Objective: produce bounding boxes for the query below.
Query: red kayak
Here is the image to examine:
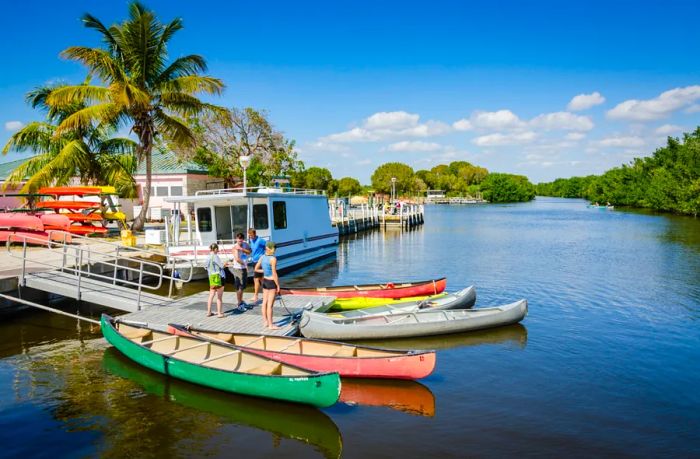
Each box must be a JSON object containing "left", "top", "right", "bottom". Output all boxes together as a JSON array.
[
  {"left": 39, "top": 213, "right": 71, "bottom": 229},
  {"left": 62, "top": 213, "right": 104, "bottom": 222},
  {"left": 167, "top": 324, "right": 436, "bottom": 380},
  {"left": 65, "top": 225, "right": 108, "bottom": 235},
  {"left": 280, "top": 277, "right": 447, "bottom": 299},
  {"left": 0, "top": 212, "right": 44, "bottom": 231},
  {"left": 0, "top": 229, "right": 72, "bottom": 244},
  {"left": 38, "top": 186, "right": 103, "bottom": 196},
  {"left": 39, "top": 201, "right": 101, "bottom": 210}
]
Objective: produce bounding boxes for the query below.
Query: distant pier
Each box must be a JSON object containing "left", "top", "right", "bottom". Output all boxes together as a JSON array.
[{"left": 329, "top": 202, "right": 425, "bottom": 235}]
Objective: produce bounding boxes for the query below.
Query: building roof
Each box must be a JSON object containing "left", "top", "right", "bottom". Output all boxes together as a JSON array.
[
  {"left": 0, "top": 151, "right": 210, "bottom": 181},
  {"left": 0, "top": 157, "right": 30, "bottom": 181},
  {"left": 135, "top": 152, "right": 209, "bottom": 175}
]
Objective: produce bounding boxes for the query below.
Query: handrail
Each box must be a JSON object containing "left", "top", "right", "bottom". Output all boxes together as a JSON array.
[
  {"left": 194, "top": 186, "right": 326, "bottom": 196},
  {"left": 6, "top": 231, "right": 194, "bottom": 310}
]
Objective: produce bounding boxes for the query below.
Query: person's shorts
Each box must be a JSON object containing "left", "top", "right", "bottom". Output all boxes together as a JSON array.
[
  {"left": 262, "top": 278, "right": 276, "bottom": 290},
  {"left": 230, "top": 268, "right": 247, "bottom": 291},
  {"left": 253, "top": 270, "right": 264, "bottom": 279}
]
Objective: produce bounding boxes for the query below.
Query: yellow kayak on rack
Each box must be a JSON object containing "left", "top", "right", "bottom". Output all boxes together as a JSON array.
[{"left": 329, "top": 293, "right": 448, "bottom": 311}]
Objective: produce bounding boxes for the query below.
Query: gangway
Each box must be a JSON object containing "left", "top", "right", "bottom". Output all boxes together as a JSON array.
[{"left": 6, "top": 232, "right": 195, "bottom": 312}]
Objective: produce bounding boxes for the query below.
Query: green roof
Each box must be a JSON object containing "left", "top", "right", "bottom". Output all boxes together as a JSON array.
[
  {"left": 135, "top": 151, "right": 209, "bottom": 175},
  {"left": 0, "top": 152, "right": 210, "bottom": 181},
  {"left": 0, "top": 157, "right": 31, "bottom": 181}
]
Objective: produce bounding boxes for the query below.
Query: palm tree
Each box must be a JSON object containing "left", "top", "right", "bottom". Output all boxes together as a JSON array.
[
  {"left": 2, "top": 83, "right": 138, "bottom": 196},
  {"left": 45, "top": 2, "right": 225, "bottom": 230}
]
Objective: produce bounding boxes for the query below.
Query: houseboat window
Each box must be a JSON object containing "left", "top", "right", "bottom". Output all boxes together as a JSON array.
[
  {"left": 197, "top": 208, "right": 212, "bottom": 232},
  {"left": 273, "top": 201, "right": 287, "bottom": 229},
  {"left": 170, "top": 186, "right": 183, "bottom": 196},
  {"left": 215, "top": 206, "right": 232, "bottom": 241},
  {"left": 253, "top": 204, "right": 269, "bottom": 230},
  {"left": 231, "top": 205, "right": 247, "bottom": 236},
  {"left": 156, "top": 186, "right": 169, "bottom": 197}
]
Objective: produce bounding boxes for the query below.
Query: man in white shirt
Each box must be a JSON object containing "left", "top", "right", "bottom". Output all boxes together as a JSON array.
[{"left": 230, "top": 232, "right": 251, "bottom": 311}]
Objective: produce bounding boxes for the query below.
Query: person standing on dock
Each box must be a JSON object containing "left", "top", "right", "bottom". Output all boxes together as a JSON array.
[
  {"left": 230, "top": 232, "right": 251, "bottom": 312},
  {"left": 255, "top": 241, "right": 280, "bottom": 330},
  {"left": 206, "top": 243, "right": 226, "bottom": 318},
  {"left": 248, "top": 228, "right": 266, "bottom": 304}
]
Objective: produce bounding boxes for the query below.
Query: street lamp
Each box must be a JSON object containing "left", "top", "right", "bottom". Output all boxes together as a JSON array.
[
  {"left": 239, "top": 154, "right": 251, "bottom": 193},
  {"left": 391, "top": 177, "right": 397, "bottom": 205}
]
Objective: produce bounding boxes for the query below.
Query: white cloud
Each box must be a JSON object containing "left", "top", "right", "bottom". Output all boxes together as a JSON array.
[
  {"left": 607, "top": 85, "right": 700, "bottom": 121},
  {"left": 357, "top": 159, "right": 372, "bottom": 165},
  {"left": 594, "top": 135, "right": 645, "bottom": 148},
  {"left": 685, "top": 104, "right": 700, "bottom": 114},
  {"left": 471, "top": 110, "right": 525, "bottom": 130},
  {"left": 4, "top": 121, "right": 24, "bottom": 131},
  {"left": 567, "top": 92, "right": 606, "bottom": 111},
  {"left": 364, "top": 111, "right": 419, "bottom": 130},
  {"left": 319, "top": 111, "right": 450, "bottom": 143},
  {"left": 565, "top": 132, "right": 586, "bottom": 141},
  {"left": 655, "top": 124, "right": 684, "bottom": 135},
  {"left": 384, "top": 141, "right": 444, "bottom": 152},
  {"left": 307, "top": 141, "right": 349, "bottom": 152},
  {"left": 452, "top": 118, "right": 473, "bottom": 131},
  {"left": 529, "top": 111, "right": 594, "bottom": 131},
  {"left": 472, "top": 131, "right": 536, "bottom": 146}
]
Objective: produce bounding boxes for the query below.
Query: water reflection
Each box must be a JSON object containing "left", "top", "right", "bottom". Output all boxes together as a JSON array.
[
  {"left": 351, "top": 324, "right": 528, "bottom": 351},
  {"left": 339, "top": 378, "right": 435, "bottom": 417},
  {"left": 102, "top": 348, "right": 343, "bottom": 459}
]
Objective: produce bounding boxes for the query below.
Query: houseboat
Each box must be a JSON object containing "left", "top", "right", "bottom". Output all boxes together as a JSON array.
[{"left": 164, "top": 187, "right": 339, "bottom": 278}]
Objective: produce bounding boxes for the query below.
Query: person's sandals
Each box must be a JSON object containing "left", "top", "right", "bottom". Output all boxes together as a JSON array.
[
  {"left": 217, "top": 314, "right": 225, "bottom": 318},
  {"left": 206, "top": 312, "right": 214, "bottom": 317}
]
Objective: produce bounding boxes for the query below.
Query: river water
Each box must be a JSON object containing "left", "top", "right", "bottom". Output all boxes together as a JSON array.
[{"left": 1, "top": 198, "right": 699, "bottom": 458}]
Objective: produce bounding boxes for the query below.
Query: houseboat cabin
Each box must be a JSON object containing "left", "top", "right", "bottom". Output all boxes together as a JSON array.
[{"left": 164, "top": 187, "right": 338, "bottom": 275}]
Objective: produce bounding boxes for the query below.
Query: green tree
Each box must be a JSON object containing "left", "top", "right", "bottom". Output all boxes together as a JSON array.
[
  {"left": 371, "top": 162, "right": 415, "bottom": 194},
  {"left": 337, "top": 177, "right": 362, "bottom": 196},
  {"left": 2, "top": 84, "right": 138, "bottom": 197},
  {"left": 44, "top": 2, "right": 225, "bottom": 230},
  {"left": 299, "top": 167, "right": 334, "bottom": 192},
  {"left": 480, "top": 173, "right": 535, "bottom": 202},
  {"left": 189, "top": 107, "right": 302, "bottom": 188}
]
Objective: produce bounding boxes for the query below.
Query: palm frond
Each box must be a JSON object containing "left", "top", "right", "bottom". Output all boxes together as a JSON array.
[
  {"left": 21, "top": 140, "right": 91, "bottom": 192},
  {"left": 82, "top": 13, "right": 119, "bottom": 52},
  {"left": 2, "top": 122, "right": 57, "bottom": 154},
  {"left": 158, "top": 75, "right": 224, "bottom": 95},
  {"left": 46, "top": 84, "right": 111, "bottom": 107},
  {"left": 60, "top": 47, "right": 124, "bottom": 83},
  {"left": 154, "top": 111, "right": 196, "bottom": 149},
  {"left": 55, "top": 103, "right": 120, "bottom": 135},
  {"left": 156, "top": 55, "right": 206, "bottom": 83}
]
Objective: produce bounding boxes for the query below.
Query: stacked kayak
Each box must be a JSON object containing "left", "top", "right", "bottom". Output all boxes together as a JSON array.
[
  {"left": 281, "top": 277, "right": 446, "bottom": 299},
  {"left": 0, "top": 212, "right": 71, "bottom": 244},
  {"left": 37, "top": 186, "right": 124, "bottom": 235},
  {"left": 299, "top": 300, "right": 528, "bottom": 340},
  {"left": 167, "top": 324, "right": 436, "bottom": 380},
  {"left": 101, "top": 314, "right": 341, "bottom": 407}
]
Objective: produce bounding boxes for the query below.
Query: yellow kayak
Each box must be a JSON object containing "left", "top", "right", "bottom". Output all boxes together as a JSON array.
[{"left": 329, "top": 293, "right": 447, "bottom": 311}]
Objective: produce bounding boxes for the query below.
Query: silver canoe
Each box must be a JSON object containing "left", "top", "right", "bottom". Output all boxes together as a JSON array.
[
  {"left": 300, "top": 299, "right": 527, "bottom": 340},
  {"left": 326, "top": 286, "right": 476, "bottom": 319}
]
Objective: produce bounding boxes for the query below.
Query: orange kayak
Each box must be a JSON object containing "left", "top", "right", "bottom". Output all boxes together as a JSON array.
[
  {"left": 63, "top": 213, "right": 104, "bottom": 222},
  {"left": 38, "top": 186, "right": 116, "bottom": 196},
  {"left": 39, "top": 201, "right": 101, "bottom": 210},
  {"left": 66, "top": 225, "right": 108, "bottom": 235}
]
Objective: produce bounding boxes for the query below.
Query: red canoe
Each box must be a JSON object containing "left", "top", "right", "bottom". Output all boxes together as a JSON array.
[
  {"left": 39, "top": 213, "right": 71, "bottom": 229},
  {"left": 280, "top": 277, "right": 447, "bottom": 299},
  {"left": 0, "top": 229, "right": 72, "bottom": 244},
  {"left": 0, "top": 212, "right": 44, "bottom": 231},
  {"left": 167, "top": 324, "right": 436, "bottom": 380}
]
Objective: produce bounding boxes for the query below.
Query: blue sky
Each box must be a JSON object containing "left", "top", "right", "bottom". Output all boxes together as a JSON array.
[{"left": 2, "top": 0, "right": 700, "bottom": 183}]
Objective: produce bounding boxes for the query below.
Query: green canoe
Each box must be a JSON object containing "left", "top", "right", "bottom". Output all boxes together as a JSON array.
[{"left": 101, "top": 314, "right": 341, "bottom": 408}]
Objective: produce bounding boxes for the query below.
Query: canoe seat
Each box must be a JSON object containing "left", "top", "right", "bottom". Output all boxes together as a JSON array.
[
  {"left": 121, "top": 328, "right": 151, "bottom": 340},
  {"left": 333, "top": 345, "right": 357, "bottom": 357},
  {"left": 247, "top": 361, "right": 283, "bottom": 375},
  {"left": 216, "top": 333, "right": 234, "bottom": 342}
]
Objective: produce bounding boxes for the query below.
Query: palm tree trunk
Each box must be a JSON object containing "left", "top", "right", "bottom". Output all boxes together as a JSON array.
[{"left": 132, "top": 150, "right": 151, "bottom": 231}]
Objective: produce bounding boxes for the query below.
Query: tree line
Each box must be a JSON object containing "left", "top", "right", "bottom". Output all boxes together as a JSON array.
[{"left": 536, "top": 128, "right": 700, "bottom": 216}]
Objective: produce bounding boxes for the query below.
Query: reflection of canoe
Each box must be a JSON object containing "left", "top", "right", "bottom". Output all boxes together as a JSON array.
[
  {"left": 101, "top": 315, "right": 341, "bottom": 407},
  {"left": 331, "top": 293, "right": 447, "bottom": 311},
  {"left": 0, "top": 212, "right": 43, "bottom": 231},
  {"left": 281, "top": 277, "right": 447, "bottom": 299},
  {"left": 102, "top": 348, "right": 343, "bottom": 459},
  {"left": 339, "top": 379, "right": 435, "bottom": 417},
  {"left": 168, "top": 324, "right": 436, "bottom": 380},
  {"left": 328, "top": 286, "right": 476, "bottom": 317},
  {"left": 38, "top": 185, "right": 117, "bottom": 196},
  {"left": 39, "top": 200, "right": 101, "bottom": 210},
  {"left": 301, "top": 300, "right": 528, "bottom": 340},
  {"left": 353, "top": 324, "right": 529, "bottom": 351}
]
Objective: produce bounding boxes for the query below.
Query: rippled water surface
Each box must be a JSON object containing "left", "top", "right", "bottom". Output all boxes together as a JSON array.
[{"left": 1, "top": 198, "right": 699, "bottom": 458}]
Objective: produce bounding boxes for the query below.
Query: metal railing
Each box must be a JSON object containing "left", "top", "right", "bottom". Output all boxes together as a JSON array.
[
  {"left": 194, "top": 186, "right": 326, "bottom": 196},
  {"left": 6, "top": 231, "right": 195, "bottom": 310}
]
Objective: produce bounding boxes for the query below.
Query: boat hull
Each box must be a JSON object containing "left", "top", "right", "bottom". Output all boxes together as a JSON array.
[
  {"left": 101, "top": 315, "right": 341, "bottom": 407},
  {"left": 282, "top": 277, "right": 447, "bottom": 299},
  {"left": 331, "top": 294, "right": 445, "bottom": 310},
  {"left": 300, "top": 300, "right": 528, "bottom": 340},
  {"left": 0, "top": 212, "right": 44, "bottom": 231},
  {"left": 167, "top": 325, "right": 436, "bottom": 380}
]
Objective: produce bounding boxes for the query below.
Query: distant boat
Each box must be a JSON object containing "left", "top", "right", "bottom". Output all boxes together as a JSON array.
[{"left": 300, "top": 300, "right": 528, "bottom": 340}]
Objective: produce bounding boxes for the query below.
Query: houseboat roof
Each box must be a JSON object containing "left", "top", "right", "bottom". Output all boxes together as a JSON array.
[{"left": 164, "top": 187, "right": 327, "bottom": 204}]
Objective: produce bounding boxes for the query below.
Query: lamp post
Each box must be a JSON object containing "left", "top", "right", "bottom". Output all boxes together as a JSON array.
[
  {"left": 239, "top": 154, "right": 251, "bottom": 193},
  {"left": 391, "top": 177, "right": 397, "bottom": 205}
]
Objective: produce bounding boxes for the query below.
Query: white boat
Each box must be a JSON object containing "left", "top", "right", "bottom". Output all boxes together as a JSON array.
[{"left": 164, "top": 187, "right": 338, "bottom": 278}]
